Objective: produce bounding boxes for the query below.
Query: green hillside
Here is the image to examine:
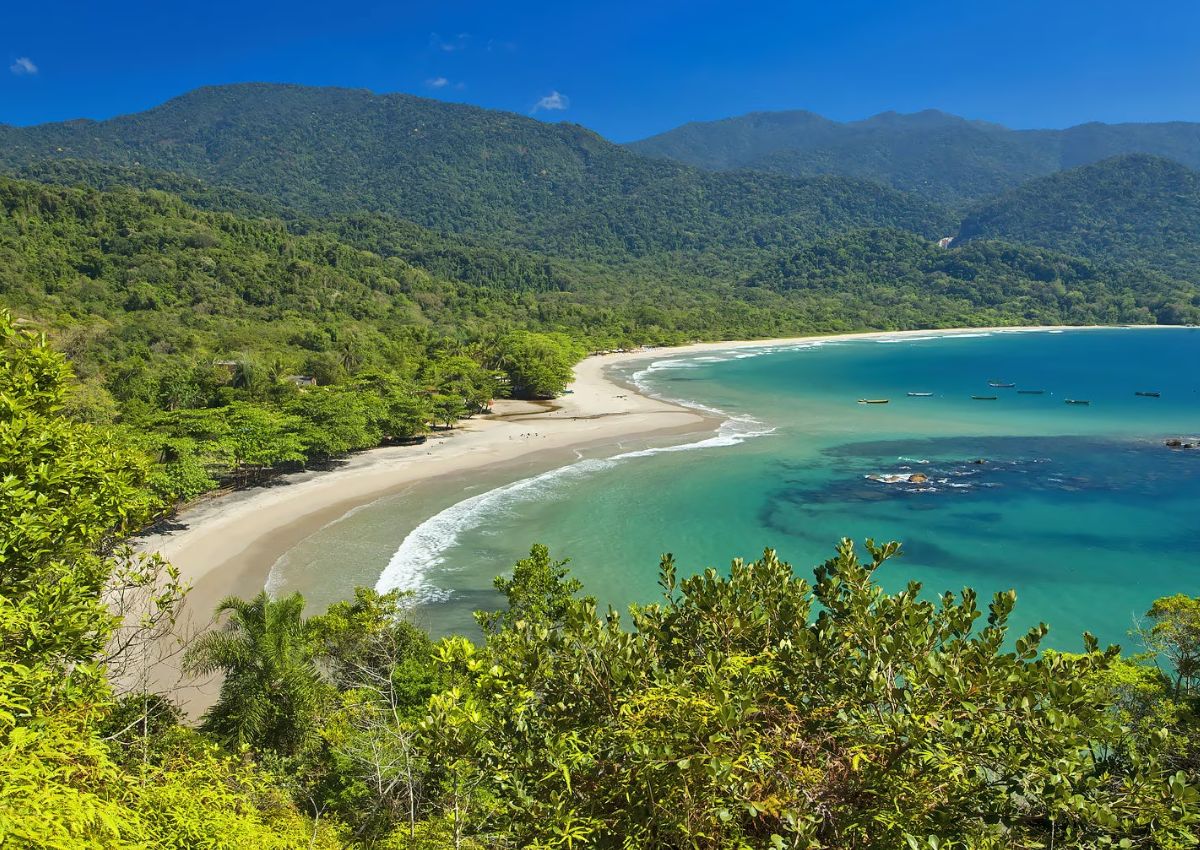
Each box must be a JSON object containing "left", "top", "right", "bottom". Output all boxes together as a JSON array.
[
  {"left": 12, "top": 157, "right": 590, "bottom": 295},
  {"left": 748, "top": 227, "right": 1199, "bottom": 326},
  {"left": 955, "top": 155, "right": 1200, "bottom": 279},
  {"left": 629, "top": 109, "right": 1200, "bottom": 206},
  {"left": 0, "top": 173, "right": 610, "bottom": 496},
  {"left": 0, "top": 84, "right": 953, "bottom": 262}
]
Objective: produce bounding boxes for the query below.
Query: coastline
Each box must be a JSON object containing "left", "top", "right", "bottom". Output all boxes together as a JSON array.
[
  {"left": 138, "top": 350, "right": 721, "bottom": 710},
  {"left": 139, "top": 323, "right": 1171, "bottom": 711}
]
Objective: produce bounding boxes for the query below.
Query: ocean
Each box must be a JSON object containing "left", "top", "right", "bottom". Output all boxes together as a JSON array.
[{"left": 269, "top": 328, "right": 1200, "bottom": 650}]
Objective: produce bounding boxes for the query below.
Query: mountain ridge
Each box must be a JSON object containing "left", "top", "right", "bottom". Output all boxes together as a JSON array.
[
  {"left": 628, "top": 109, "right": 1200, "bottom": 205},
  {"left": 0, "top": 83, "right": 953, "bottom": 264}
]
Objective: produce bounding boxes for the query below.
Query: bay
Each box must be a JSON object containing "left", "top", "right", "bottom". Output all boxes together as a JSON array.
[{"left": 272, "top": 328, "right": 1200, "bottom": 649}]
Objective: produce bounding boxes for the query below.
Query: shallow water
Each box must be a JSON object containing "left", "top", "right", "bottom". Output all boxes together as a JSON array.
[{"left": 270, "top": 328, "right": 1200, "bottom": 649}]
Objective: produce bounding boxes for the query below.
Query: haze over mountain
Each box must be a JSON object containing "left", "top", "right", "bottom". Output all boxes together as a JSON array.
[{"left": 628, "top": 109, "right": 1200, "bottom": 206}]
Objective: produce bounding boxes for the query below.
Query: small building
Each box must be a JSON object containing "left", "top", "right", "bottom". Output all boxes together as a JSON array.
[{"left": 284, "top": 375, "right": 318, "bottom": 388}]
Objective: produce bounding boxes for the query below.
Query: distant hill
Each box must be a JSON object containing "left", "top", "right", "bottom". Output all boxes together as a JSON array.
[
  {"left": 747, "top": 227, "right": 1199, "bottom": 326},
  {"left": 0, "top": 171, "right": 812, "bottom": 386},
  {"left": 628, "top": 110, "right": 1200, "bottom": 206},
  {"left": 955, "top": 155, "right": 1200, "bottom": 279},
  {"left": 10, "top": 158, "right": 590, "bottom": 296},
  {"left": 0, "top": 84, "right": 952, "bottom": 263},
  {"left": 2, "top": 85, "right": 1196, "bottom": 342},
  {"left": 7, "top": 170, "right": 1191, "bottom": 388}
]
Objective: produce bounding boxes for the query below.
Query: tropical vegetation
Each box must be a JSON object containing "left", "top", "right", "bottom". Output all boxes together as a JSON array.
[{"left": 3, "top": 316, "right": 1200, "bottom": 847}]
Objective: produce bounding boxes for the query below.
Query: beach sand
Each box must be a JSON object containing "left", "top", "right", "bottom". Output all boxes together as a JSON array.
[
  {"left": 137, "top": 350, "right": 721, "bottom": 711},
  {"left": 138, "top": 324, "right": 1159, "bottom": 712}
]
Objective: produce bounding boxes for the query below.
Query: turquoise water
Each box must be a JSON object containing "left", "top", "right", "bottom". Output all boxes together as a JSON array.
[{"left": 276, "top": 328, "right": 1200, "bottom": 650}]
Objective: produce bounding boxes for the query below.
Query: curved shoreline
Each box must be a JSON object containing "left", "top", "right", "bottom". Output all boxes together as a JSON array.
[
  {"left": 138, "top": 351, "right": 722, "bottom": 712},
  {"left": 139, "top": 324, "right": 1174, "bottom": 711},
  {"left": 141, "top": 324, "right": 1175, "bottom": 621}
]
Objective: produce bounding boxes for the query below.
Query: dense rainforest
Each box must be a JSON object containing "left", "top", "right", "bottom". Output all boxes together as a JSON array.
[
  {"left": 954, "top": 154, "right": 1200, "bottom": 279},
  {"left": 3, "top": 82, "right": 1200, "bottom": 846}
]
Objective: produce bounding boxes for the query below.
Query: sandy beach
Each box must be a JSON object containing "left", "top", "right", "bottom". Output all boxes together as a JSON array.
[
  {"left": 138, "top": 347, "right": 722, "bottom": 709},
  {"left": 138, "top": 324, "right": 1161, "bottom": 711}
]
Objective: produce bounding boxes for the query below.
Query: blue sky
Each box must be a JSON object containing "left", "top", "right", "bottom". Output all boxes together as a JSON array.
[{"left": 3, "top": 0, "right": 1199, "bottom": 141}]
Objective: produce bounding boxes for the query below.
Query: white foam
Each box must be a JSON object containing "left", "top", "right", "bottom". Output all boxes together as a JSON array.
[
  {"left": 379, "top": 342, "right": 855, "bottom": 600},
  {"left": 874, "top": 335, "right": 940, "bottom": 344},
  {"left": 375, "top": 411, "right": 773, "bottom": 601}
]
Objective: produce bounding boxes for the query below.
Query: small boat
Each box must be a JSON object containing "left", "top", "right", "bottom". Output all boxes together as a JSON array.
[
  {"left": 1135, "top": 391, "right": 1161, "bottom": 398},
  {"left": 1064, "top": 399, "right": 1091, "bottom": 405},
  {"left": 907, "top": 392, "right": 934, "bottom": 397},
  {"left": 857, "top": 399, "right": 890, "bottom": 404},
  {"left": 987, "top": 381, "right": 1016, "bottom": 388},
  {"left": 971, "top": 395, "right": 999, "bottom": 401},
  {"left": 1017, "top": 389, "right": 1046, "bottom": 395}
]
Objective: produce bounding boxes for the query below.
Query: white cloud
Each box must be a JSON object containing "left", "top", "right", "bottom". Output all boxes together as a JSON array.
[
  {"left": 10, "top": 57, "right": 37, "bottom": 76},
  {"left": 532, "top": 90, "right": 569, "bottom": 113},
  {"left": 426, "top": 77, "right": 449, "bottom": 89},
  {"left": 430, "top": 32, "right": 469, "bottom": 52}
]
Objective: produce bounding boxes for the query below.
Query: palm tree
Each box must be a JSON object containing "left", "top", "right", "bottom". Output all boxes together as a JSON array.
[{"left": 184, "top": 591, "right": 326, "bottom": 754}]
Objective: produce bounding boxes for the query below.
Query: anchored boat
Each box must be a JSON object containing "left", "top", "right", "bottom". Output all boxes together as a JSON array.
[
  {"left": 1135, "top": 391, "right": 1161, "bottom": 398},
  {"left": 987, "top": 381, "right": 1015, "bottom": 388},
  {"left": 1017, "top": 389, "right": 1046, "bottom": 394},
  {"left": 857, "top": 399, "right": 890, "bottom": 404},
  {"left": 1064, "top": 399, "right": 1091, "bottom": 405},
  {"left": 971, "top": 395, "right": 999, "bottom": 400},
  {"left": 906, "top": 392, "right": 933, "bottom": 397}
]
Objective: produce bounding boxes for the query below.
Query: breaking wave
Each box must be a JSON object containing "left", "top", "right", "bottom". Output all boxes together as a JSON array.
[{"left": 375, "top": 353, "right": 780, "bottom": 601}]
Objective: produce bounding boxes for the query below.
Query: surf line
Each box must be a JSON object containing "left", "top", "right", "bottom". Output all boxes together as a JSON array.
[{"left": 376, "top": 356, "right": 774, "bottom": 601}]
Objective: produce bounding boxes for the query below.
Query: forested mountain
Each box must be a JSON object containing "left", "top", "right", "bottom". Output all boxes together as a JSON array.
[
  {"left": 748, "top": 227, "right": 1199, "bottom": 326},
  {"left": 955, "top": 155, "right": 1200, "bottom": 279},
  {"left": 0, "top": 173, "right": 608, "bottom": 496},
  {"left": 11, "top": 157, "right": 592, "bottom": 295},
  {"left": 0, "top": 83, "right": 952, "bottom": 261},
  {"left": 628, "top": 109, "right": 1200, "bottom": 206}
]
